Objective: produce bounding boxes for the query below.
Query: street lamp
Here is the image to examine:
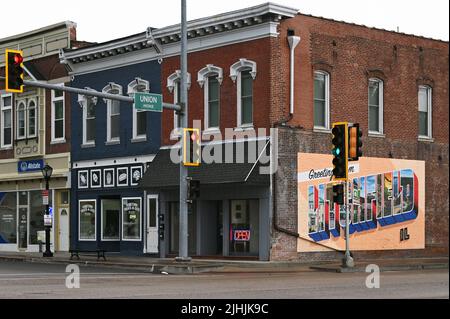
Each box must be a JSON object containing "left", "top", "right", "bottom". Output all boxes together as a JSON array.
[{"left": 42, "top": 164, "right": 53, "bottom": 258}]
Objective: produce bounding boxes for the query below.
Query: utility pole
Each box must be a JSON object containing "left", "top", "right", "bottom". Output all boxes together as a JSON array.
[{"left": 176, "top": 0, "right": 191, "bottom": 262}]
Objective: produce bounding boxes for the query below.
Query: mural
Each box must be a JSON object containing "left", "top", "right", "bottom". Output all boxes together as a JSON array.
[{"left": 298, "top": 154, "right": 425, "bottom": 252}]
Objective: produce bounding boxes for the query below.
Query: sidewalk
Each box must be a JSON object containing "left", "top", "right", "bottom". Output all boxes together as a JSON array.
[{"left": 0, "top": 251, "right": 448, "bottom": 274}]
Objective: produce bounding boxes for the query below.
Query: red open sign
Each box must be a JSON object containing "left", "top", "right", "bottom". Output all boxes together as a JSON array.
[{"left": 234, "top": 230, "right": 251, "bottom": 242}]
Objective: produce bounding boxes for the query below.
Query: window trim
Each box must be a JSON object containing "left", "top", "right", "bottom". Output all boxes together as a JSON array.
[
  {"left": 418, "top": 85, "right": 433, "bottom": 140},
  {"left": 198, "top": 65, "right": 223, "bottom": 131},
  {"left": 16, "top": 99, "right": 27, "bottom": 140},
  {"left": 103, "top": 82, "right": 123, "bottom": 144},
  {"left": 168, "top": 70, "right": 191, "bottom": 139},
  {"left": 78, "top": 89, "right": 98, "bottom": 147},
  {"left": 313, "top": 71, "right": 330, "bottom": 130},
  {"left": 27, "top": 98, "right": 38, "bottom": 139},
  {"left": 237, "top": 69, "right": 254, "bottom": 128},
  {"left": 368, "top": 78, "right": 384, "bottom": 135},
  {"left": 51, "top": 87, "right": 65, "bottom": 143},
  {"left": 0, "top": 93, "right": 13, "bottom": 149},
  {"left": 78, "top": 199, "right": 97, "bottom": 242},
  {"left": 128, "top": 78, "right": 150, "bottom": 141},
  {"left": 122, "top": 197, "right": 142, "bottom": 242}
]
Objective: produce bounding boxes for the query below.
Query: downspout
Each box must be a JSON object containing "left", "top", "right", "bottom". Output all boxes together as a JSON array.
[{"left": 287, "top": 32, "right": 301, "bottom": 115}]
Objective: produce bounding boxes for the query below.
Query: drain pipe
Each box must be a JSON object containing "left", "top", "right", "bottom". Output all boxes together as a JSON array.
[{"left": 287, "top": 31, "right": 301, "bottom": 115}]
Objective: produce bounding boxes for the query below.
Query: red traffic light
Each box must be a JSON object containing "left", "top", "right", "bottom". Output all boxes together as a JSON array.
[{"left": 14, "top": 54, "right": 23, "bottom": 65}]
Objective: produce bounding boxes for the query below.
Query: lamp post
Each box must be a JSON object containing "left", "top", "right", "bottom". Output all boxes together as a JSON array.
[{"left": 42, "top": 164, "right": 53, "bottom": 258}]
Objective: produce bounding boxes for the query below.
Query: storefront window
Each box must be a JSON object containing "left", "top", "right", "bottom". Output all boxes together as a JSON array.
[
  {"left": 122, "top": 198, "right": 141, "bottom": 241},
  {"left": 79, "top": 200, "right": 96, "bottom": 240},
  {"left": 102, "top": 199, "right": 120, "bottom": 240},
  {"left": 30, "top": 191, "right": 51, "bottom": 245},
  {"left": 229, "top": 200, "right": 259, "bottom": 256},
  {"left": 0, "top": 192, "right": 17, "bottom": 244}
]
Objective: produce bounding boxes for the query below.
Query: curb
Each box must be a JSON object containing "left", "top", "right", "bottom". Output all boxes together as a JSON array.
[{"left": 310, "top": 263, "right": 449, "bottom": 273}]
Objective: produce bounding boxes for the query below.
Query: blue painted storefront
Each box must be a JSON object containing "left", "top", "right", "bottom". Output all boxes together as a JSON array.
[{"left": 70, "top": 61, "right": 161, "bottom": 255}]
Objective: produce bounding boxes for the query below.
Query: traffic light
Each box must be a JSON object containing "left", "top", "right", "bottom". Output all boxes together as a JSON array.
[
  {"left": 187, "top": 179, "right": 200, "bottom": 201},
  {"left": 5, "top": 50, "right": 24, "bottom": 93},
  {"left": 183, "top": 128, "right": 201, "bottom": 167},
  {"left": 348, "top": 124, "right": 363, "bottom": 161},
  {"left": 333, "top": 184, "right": 345, "bottom": 205},
  {"left": 332, "top": 122, "right": 349, "bottom": 181}
]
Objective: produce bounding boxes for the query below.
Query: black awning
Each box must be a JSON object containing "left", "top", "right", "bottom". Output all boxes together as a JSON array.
[{"left": 139, "top": 141, "right": 271, "bottom": 188}]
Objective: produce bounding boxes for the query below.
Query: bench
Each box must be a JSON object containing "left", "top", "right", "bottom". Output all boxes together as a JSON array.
[{"left": 70, "top": 250, "right": 107, "bottom": 261}]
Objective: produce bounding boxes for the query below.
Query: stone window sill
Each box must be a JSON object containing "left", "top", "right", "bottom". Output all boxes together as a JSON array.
[
  {"left": 368, "top": 132, "right": 386, "bottom": 139},
  {"left": 418, "top": 136, "right": 435, "bottom": 143}
]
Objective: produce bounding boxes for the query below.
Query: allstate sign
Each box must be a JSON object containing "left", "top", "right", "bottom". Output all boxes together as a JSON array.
[{"left": 18, "top": 159, "right": 44, "bottom": 173}]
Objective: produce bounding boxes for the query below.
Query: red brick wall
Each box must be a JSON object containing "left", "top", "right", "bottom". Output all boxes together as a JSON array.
[{"left": 161, "top": 38, "right": 272, "bottom": 146}]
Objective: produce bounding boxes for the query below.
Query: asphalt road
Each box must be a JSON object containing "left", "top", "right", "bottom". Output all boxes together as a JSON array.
[{"left": 0, "top": 261, "right": 448, "bottom": 299}]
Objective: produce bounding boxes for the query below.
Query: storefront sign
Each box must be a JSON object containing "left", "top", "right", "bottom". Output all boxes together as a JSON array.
[
  {"left": 18, "top": 159, "right": 44, "bottom": 173},
  {"left": 234, "top": 230, "right": 251, "bottom": 242}
]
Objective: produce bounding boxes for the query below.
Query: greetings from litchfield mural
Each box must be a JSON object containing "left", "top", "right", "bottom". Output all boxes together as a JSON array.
[{"left": 297, "top": 153, "right": 425, "bottom": 252}]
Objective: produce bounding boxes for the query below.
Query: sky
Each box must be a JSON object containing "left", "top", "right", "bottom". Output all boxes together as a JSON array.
[{"left": 0, "top": 0, "right": 448, "bottom": 43}]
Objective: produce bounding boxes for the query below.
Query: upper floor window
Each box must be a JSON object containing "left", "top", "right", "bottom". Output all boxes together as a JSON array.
[
  {"left": 167, "top": 70, "right": 191, "bottom": 138},
  {"left": 103, "top": 83, "right": 123, "bottom": 143},
  {"left": 0, "top": 94, "right": 13, "bottom": 148},
  {"left": 128, "top": 78, "right": 150, "bottom": 141},
  {"left": 16, "top": 100, "right": 26, "bottom": 139},
  {"left": 368, "top": 78, "right": 384, "bottom": 134},
  {"left": 313, "top": 71, "right": 330, "bottom": 130},
  {"left": 27, "top": 99, "right": 37, "bottom": 138},
  {"left": 78, "top": 89, "right": 98, "bottom": 146},
  {"left": 230, "top": 59, "right": 257, "bottom": 128},
  {"left": 418, "top": 86, "right": 433, "bottom": 139},
  {"left": 51, "top": 88, "right": 65, "bottom": 142},
  {"left": 198, "top": 65, "right": 223, "bottom": 131}
]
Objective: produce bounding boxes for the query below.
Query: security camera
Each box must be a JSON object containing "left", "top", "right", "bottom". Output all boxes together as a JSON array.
[{"left": 158, "top": 58, "right": 163, "bottom": 65}]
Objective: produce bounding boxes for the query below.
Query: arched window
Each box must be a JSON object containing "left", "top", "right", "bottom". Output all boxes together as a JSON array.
[
  {"left": 198, "top": 65, "right": 223, "bottom": 130},
  {"left": 128, "top": 78, "right": 150, "bottom": 141},
  {"left": 230, "top": 59, "right": 257, "bottom": 127},
  {"left": 103, "top": 82, "right": 123, "bottom": 143},
  {"left": 167, "top": 70, "right": 191, "bottom": 138},
  {"left": 16, "top": 100, "right": 26, "bottom": 139},
  {"left": 78, "top": 88, "right": 98, "bottom": 146},
  {"left": 313, "top": 71, "right": 330, "bottom": 130},
  {"left": 27, "top": 99, "right": 37, "bottom": 138},
  {"left": 368, "top": 78, "right": 384, "bottom": 134}
]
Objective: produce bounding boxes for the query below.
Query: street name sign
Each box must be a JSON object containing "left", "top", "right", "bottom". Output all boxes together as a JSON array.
[{"left": 134, "top": 93, "right": 163, "bottom": 112}]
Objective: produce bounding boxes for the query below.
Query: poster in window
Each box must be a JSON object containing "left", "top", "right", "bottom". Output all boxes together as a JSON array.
[
  {"left": 79, "top": 200, "right": 96, "bottom": 240},
  {"left": 117, "top": 167, "right": 128, "bottom": 187},
  {"left": 122, "top": 198, "right": 141, "bottom": 240},
  {"left": 130, "top": 166, "right": 143, "bottom": 186},
  {"left": 78, "top": 171, "right": 89, "bottom": 189},
  {"left": 91, "top": 169, "right": 102, "bottom": 188},
  {"left": 104, "top": 168, "right": 115, "bottom": 188}
]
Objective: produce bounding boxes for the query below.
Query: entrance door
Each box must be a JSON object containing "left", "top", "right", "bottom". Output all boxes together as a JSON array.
[
  {"left": 58, "top": 208, "right": 69, "bottom": 251},
  {"left": 146, "top": 195, "right": 159, "bottom": 253}
]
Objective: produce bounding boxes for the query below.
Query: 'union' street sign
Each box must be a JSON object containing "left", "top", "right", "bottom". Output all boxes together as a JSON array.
[{"left": 134, "top": 93, "right": 163, "bottom": 112}]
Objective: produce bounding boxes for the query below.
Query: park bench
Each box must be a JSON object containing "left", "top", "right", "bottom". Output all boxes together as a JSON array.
[{"left": 69, "top": 250, "right": 107, "bottom": 261}]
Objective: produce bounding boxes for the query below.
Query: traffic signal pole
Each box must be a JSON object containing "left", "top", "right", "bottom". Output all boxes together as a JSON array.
[
  {"left": 177, "top": 0, "right": 191, "bottom": 262},
  {"left": 344, "top": 180, "right": 354, "bottom": 268}
]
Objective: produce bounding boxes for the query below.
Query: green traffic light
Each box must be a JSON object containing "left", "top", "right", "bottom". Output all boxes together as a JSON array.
[{"left": 332, "top": 148, "right": 341, "bottom": 156}]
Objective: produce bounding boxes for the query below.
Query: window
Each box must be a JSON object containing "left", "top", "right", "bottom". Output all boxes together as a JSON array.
[
  {"left": 240, "top": 70, "right": 253, "bottom": 126},
  {"left": 16, "top": 100, "right": 26, "bottom": 139},
  {"left": 368, "top": 79, "right": 384, "bottom": 134},
  {"left": 0, "top": 94, "right": 13, "bottom": 148},
  {"left": 78, "top": 90, "right": 98, "bottom": 146},
  {"left": 51, "top": 89, "right": 65, "bottom": 142},
  {"left": 314, "top": 71, "right": 330, "bottom": 129},
  {"left": 198, "top": 65, "right": 223, "bottom": 130},
  {"left": 79, "top": 200, "right": 96, "bottom": 241},
  {"left": 27, "top": 99, "right": 37, "bottom": 138},
  {"left": 419, "top": 86, "right": 433, "bottom": 139},
  {"left": 167, "top": 70, "right": 191, "bottom": 138},
  {"left": 101, "top": 199, "right": 120, "bottom": 241},
  {"left": 103, "top": 83, "right": 122, "bottom": 143},
  {"left": 230, "top": 59, "right": 257, "bottom": 128},
  {"left": 128, "top": 78, "right": 149, "bottom": 141},
  {"left": 122, "top": 198, "right": 142, "bottom": 241}
]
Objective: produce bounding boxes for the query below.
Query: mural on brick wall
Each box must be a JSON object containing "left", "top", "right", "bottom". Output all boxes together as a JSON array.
[{"left": 297, "top": 153, "right": 425, "bottom": 252}]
